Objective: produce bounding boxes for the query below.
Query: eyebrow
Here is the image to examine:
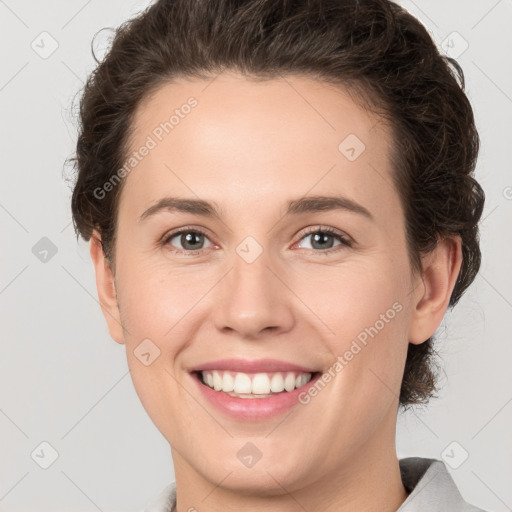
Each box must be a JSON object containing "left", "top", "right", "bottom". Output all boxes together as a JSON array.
[{"left": 138, "top": 194, "right": 373, "bottom": 222}]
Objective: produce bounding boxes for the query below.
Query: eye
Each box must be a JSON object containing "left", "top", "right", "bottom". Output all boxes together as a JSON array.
[
  {"left": 162, "top": 227, "right": 213, "bottom": 255},
  {"left": 161, "top": 225, "right": 352, "bottom": 256},
  {"left": 295, "top": 226, "right": 352, "bottom": 254}
]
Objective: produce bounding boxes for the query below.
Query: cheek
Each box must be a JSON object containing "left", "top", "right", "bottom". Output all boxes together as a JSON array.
[
  {"left": 115, "top": 256, "right": 209, "bottom": 341},
  {"left": 114, "top": 259, "right": 216, "bottom": 418},
  {"left": 292, "top": 252, "right": 409, "bottom": 342},
  {"left": 295, "top": 254, "right": 411, "bottom": 401}
]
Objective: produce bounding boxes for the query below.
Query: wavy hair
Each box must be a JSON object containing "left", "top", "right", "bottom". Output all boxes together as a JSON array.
[{"left": 69, "top": 0, "right": 485, "bottom": 408}]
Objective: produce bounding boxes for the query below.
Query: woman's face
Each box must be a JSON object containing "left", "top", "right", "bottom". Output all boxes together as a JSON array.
[{"left": 94, "top": 72, "right": 428, "bottom": 493}]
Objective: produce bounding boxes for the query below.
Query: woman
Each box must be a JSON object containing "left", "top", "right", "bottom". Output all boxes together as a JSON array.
[{"left": 69, "top": 0, "right": 487, "bottom": 510}]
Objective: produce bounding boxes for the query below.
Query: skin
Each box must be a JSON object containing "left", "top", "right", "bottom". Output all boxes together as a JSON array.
[{"left": 90, "top": 71, "right": 462, "bottom": 512}]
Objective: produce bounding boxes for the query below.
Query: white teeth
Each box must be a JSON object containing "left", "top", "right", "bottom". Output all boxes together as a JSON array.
[
  {"left": 234, "top": 372, "right": 252, "bottom": 394},
  {"left": 200, "top": 370, "right": 313, "bottom": 396},
  {"left": 222, "top": 372, "right": 234, "bottom": 392},
  {"left": 212, "top": 370, "right": 223, "bottom": 391},
  {"left": 296, "top": 374, "right": 308, "bottom": 388},
  {"left": 284, "top": 373, "right": 296, "bottom": 392},
  {"left": 252, "top": 373, "right": 271, "bottom": 394},
  {"left": 270, "top": 373, "right": 285, "bottom": 392}
]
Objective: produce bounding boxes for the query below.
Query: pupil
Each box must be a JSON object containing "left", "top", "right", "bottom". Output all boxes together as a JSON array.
[
  {"left": 312, "top": 232, "right": 333, "bottom": 249},
  {"left": 179, "top": 231, "right": 334, "bottom": 251},
  {"left": 183, "top": 232, "right": 202, "bottom": 250}
]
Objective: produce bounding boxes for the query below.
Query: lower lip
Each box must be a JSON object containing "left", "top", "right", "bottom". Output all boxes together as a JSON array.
[{"left": 190, "top": 371, "right": 322, "bottom": 420}]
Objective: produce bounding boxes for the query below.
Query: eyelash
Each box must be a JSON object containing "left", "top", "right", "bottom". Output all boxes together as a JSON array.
[{"left": 161, "top": 225, "right": 353, "bottom": 256}]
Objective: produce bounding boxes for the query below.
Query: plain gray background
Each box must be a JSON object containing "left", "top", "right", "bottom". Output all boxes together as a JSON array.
[{"left": 1, "top": 0, "right": 511, "bottom": 511}]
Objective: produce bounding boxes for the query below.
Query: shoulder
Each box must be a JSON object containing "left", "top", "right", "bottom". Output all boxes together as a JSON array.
[{"left": 398, "top": 457, "right": 488, "bottom": 511}]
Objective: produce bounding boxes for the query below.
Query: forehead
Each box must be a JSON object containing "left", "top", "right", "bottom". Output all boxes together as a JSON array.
[{"left": 120, "top": 72, "right": 399, "bottom": 223}]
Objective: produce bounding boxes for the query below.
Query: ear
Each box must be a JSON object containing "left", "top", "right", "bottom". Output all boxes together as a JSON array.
[
  {"left": 89, "top": 230, "right": 125, "bottom": 344},
  {"left": 408, "top": 235, "right": 463, "bottom": 345}
]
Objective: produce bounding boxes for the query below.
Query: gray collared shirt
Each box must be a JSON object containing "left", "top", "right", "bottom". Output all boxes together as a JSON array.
[{"left": 143, "top": 457, "right": 488, "bottom": 511}]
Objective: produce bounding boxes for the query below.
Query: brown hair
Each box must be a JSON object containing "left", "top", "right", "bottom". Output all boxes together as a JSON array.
[{"left": 68, "top": 0, "right": 484, "bottom": 409}]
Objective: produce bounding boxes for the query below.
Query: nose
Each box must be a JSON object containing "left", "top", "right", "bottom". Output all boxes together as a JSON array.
[{"left": 211, "top": 249, "right": 295, "bottom": 340}]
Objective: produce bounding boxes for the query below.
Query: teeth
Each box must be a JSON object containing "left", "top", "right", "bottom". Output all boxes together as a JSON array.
[
  {"left": 222, "top": 372, "right": 234, "bottom": 392},
  {"left": 200, "top": 370, "right": 313, "bottom": 395},
  {"left": 212, "top": 370, "right": 223, "bottom": 391},
  {"left": 252, "top": 373, "right": 271, "bottom": 394},
  {"left": 270, "top": 373, "right": 285, "bottom": 392},
  {"left": 284, "top": 373, "right": 296, "bottom": 392},
  {"left": 234, "top": 372, "right": 252, "bottom": 394}
]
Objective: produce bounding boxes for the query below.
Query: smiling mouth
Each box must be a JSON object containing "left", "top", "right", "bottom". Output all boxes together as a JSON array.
[{"left": 192, "top": 370, "right": 321, "bottom": 398}]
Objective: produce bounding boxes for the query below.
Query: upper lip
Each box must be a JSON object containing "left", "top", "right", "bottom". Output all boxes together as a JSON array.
[{"left": 188, "top": 358, "right": 319, "bottom": 374}]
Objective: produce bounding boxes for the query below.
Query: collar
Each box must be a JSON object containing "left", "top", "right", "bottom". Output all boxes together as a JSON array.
[{"left": 397, "top": 457, "right": 485, "bottom": 511}]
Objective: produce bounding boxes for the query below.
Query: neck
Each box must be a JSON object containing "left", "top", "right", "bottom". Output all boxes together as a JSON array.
[{"left": 171, "top": 410, "right": 408, "bottom": 512}]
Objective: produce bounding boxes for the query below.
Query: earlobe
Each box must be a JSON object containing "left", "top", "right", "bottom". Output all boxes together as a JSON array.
[
  {"left": 408, "top": 235, "right": 463, "bottom": 345},
  {"left": 89, "top": 230, "right": 125, "bottom": 344}
]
